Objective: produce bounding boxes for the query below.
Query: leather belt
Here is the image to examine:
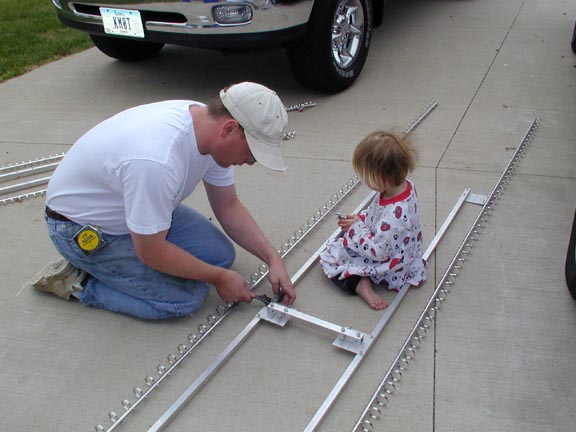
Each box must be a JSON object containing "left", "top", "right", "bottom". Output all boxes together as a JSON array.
[{"left": 45, "top": 207, "right": 72, "bottom": 222}]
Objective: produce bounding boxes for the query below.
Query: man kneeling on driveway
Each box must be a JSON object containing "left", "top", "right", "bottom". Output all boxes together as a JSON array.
[{"left": 31, "top": 82, "right": 296, "bottom": 319}]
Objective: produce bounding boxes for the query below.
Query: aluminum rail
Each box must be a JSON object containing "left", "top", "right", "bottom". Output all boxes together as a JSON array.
[
  {"left": 0, "top": 155, "right": 60, "bottom": 206},
  {"left": 0, "top": 176, "right": 51, "bottom": 195},
  {"left": 0, "top": 162, "right": 60, "bottom": 183},
  {"left": 303, "top": 188, "right": 474, "bottom": 432},
  {"left": 0, "top": 153, "right": 64, "bottom": 175},
  {"left": 352, "top": 118, "right": 540, "bottom": 432}
]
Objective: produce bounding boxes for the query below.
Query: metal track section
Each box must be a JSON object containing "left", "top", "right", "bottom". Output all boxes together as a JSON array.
[
  {"left": 352, "top": 118, "right": 540, "bottom": 432},
  {"left": 0, "top": 154, "right": 64, "bottom": 175},
  {"left": 0, "top": 176, "right": 51, "bottom": 195},
  {"left": 0, "top": 161, "right": 60, "bottom": 182},
  {"left": 0, "top": 155, "right": 63, "bottom": 205},
  {"left": 93, "top": 100, "right": 437, "bottom": 432},
  {"left": 0, "top": 189, "right": 47, "bottom": 206}
]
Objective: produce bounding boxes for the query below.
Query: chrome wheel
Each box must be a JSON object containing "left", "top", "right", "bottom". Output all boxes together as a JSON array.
[
  {"left": 287, "top": 0, "right": 372, "bottom": 92},
  {"left": 331, "top": 0, "right": 365, "bottom": 69}
]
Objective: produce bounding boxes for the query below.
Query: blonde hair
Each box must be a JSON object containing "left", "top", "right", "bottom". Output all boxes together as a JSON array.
[{"left": 352, "top": 131, "right": 416, "bottom": 192}]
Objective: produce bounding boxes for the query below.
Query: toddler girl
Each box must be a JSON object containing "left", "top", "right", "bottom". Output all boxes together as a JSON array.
[{"left": 320, "top": 131, "right": 427, "bottom": 309}]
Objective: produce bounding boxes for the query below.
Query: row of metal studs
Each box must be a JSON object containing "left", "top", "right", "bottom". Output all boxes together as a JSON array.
[
  {"left": 0, "top": 157, "right": 54, "bottom": 205},
  {"left": 0, "top": 154, "right": 64, "bottom": 205},
  {"left": 0, "top": 189, "right": 47, "bottom": 206},
  {"left": 0, "top": 153, "right": 64, "bottom": 175},
  {"left": 354, "top": 118, "right": 540, "bottom": 432}
]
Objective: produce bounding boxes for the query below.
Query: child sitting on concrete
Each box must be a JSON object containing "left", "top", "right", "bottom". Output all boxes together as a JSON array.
[{"left": 320, "top": 131, "right": 427, "bottom": 310}]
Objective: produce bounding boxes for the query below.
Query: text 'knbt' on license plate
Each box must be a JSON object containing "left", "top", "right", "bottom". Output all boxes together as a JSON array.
[{"left": 100, "top": 8, "right": 145, "bottom": 38}]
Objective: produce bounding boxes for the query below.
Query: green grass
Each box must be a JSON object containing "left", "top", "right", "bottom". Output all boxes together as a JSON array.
[{"left": 0, "top": 0, "right": 93, "bottom": 82}]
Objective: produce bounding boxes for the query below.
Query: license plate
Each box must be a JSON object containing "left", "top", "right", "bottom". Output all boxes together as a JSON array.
[{"left": 100, "top": 8, "right": 144, "bottom": 38}]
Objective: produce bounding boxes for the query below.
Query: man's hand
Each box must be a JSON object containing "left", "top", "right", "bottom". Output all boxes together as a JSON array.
[
  {"left": 267, "top": 258, "right": 296, "bottom": 306},
  {"left": 214, "top": 269, "right": 255, "bottom": 304}
]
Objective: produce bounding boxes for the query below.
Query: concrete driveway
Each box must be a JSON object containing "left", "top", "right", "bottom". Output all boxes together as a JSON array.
[{"left": 1, "top": 0, "right": 575, "bottom": 431}]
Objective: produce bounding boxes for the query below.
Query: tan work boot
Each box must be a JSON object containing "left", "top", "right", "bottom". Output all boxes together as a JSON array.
[{"left": 30, "top": 258, "right": 86, "bottom": 300}]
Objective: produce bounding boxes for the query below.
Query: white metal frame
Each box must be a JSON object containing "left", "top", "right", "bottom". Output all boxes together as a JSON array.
[{"left": 149, "top": 188, "right": 477, "bottom": 432}]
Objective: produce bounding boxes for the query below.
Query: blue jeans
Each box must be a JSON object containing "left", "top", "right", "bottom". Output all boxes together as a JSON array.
[{"left": 45, "top": 205, "right": 235, "bottom": 319}]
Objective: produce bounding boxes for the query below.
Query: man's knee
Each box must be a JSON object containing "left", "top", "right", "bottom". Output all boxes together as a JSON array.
[
  {"left": 219, "top": 240, "right": 236, "bottom": 269},
  {"left": 171, "top": 282, "right": 211, "bottom": 317},
  {"left": 135, "top": 285, "right": 211, "bottom": 319}
]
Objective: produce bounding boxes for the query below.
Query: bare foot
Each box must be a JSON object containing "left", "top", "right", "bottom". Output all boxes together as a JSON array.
[{"left": 356, "top": 277, "right": 388, "bottom": 310}]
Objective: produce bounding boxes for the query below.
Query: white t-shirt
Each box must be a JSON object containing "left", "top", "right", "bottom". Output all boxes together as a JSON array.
[{"left": 46, "top": 101, "right": 235, "bottom": 235}]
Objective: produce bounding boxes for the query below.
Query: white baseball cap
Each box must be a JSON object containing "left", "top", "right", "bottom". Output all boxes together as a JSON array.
[{"left": 220, "top": 82, "right": 288, "bottom": 171}]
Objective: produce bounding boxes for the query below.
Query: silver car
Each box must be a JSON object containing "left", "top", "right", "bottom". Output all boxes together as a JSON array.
[{"left": 52, "top": 0, "right": 386, "bottom": 93}]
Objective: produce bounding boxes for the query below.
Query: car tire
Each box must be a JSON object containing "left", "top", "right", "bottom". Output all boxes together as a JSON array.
[
  {"left": 572, "top": 20, "right": 576, "bottom": 54},
  {"left": 286, "top": 0, "right": 373, "bottom": 93},
  {"left": 90, "top": 34, "right": 164, "bottom": 61}
]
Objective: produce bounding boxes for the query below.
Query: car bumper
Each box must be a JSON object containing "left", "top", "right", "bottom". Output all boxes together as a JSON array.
[{"left": 52, "top": 0, "right": 314, "bottom": 48}]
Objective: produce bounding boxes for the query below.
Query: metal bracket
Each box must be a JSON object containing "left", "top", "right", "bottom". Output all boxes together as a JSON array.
[
  {"left": 258, "top": 302, "right": 370, "bottom": 354},
  {"left": 258, "top": 304, "right": 288, "bottom": 327},
  {"left": 465, "top": 193, "right": 487, "bottom": 205},
  {"left": 333, "top": 332, "right": 373, "bottom": 355}
]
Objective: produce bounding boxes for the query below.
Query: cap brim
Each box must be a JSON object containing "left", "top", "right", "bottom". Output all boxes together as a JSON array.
[{"left": 245, "top": 132, "right": 286, "bottom": 171}]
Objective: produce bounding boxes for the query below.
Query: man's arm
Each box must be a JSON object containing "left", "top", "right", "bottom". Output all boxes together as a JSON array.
[
  {"left": 130, "top": 230, "right": 253, "bottom": 304},
  {"left": 204, "top": 181, "right": 296, "bottom": 305}
]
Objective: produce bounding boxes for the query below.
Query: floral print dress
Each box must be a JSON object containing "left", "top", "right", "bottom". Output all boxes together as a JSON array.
[{"left": 320, "top": 180, "right": 427, "bottom": 291}]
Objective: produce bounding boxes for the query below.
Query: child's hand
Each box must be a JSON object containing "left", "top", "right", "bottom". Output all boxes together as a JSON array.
[{"left": 337, "top": 214, "right": 359, "bottom": 231}]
